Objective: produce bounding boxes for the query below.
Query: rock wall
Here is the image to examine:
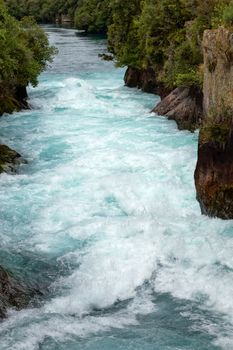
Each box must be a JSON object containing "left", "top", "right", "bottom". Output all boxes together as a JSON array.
[
  {"left": 152, "top": 86, "right": 203, "bottom": 131},
  {"left": 195, "top": 28, "right": 233, "bottom": 219},
  {"left": 202, "top": 28, "right": 233, "bottom": 114},
  {"left": 125, "top": 67, "right": 203, "bottom": 131},
  {"left": 0, "top": 85, "right": 29, "bottom": 116},
  {"left": 124, "top": 66, "right": 170, "bottom": 98}
]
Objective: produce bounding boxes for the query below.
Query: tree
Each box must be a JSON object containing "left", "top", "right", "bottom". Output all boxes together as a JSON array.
[
  {"left": 0, "top": 1, "right": 56, "bottom": 114},
  {"left": 75, "top": 0, "right": 111, "bottom": 34}
]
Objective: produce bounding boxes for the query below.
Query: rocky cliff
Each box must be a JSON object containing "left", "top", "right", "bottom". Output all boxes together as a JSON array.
[
  {"left": 195, "top": 28, "right": 233, "bottom": 219},
  {"left": 202, "top": 29, "right": 233, "bottom": 114},
  {"left": 124, "top": 67, "right": 170, "bottom": 98},
  {"left": 0, "top": 86, "right": 29, "bottom": 116},
  {"left": 125, "top": 66, "right": 204, "bottom": 131},
  {"left": 152, "top": 86, "right": 203, "bottom": 131}
]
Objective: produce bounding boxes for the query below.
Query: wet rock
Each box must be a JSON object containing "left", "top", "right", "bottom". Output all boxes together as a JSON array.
[
  {"left": 0, "top": 144, "right": 26, "bottom": 174},
  {"left": 152, "top": 86, "right": 203, "bottom": 132},
  {"left": 0, "top": 265, "right": 37, "bottom": 319},
  {"left": 98, "top": 53, "right": 114, "bottom": 61}
]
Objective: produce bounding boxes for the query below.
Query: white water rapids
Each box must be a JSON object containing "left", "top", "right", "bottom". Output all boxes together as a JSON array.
[{"left": 0, "top": 27, "right": 233, "bottom": 350}]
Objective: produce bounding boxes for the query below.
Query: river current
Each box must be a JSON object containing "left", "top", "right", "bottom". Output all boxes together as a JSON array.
[{"left": 0, "top": 27, "right": 233, "bottom": 350}]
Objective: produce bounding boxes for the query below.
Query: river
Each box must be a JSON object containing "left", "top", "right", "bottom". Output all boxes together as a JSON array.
[{"left": 0, "top": 26, "right": 233, "bottom": 350}]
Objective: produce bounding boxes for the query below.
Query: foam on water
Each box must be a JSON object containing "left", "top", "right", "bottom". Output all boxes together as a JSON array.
[{"left": 0, "top": 27, "right": 233, "bottom": 350}]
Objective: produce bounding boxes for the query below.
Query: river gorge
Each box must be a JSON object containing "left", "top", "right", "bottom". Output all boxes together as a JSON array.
[{"left": 0, "top": 27, "right": 233, "bottom": 350}]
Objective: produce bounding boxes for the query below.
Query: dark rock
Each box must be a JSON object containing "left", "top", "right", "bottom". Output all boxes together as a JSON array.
[
  {"left": 15, "top": 86, "right": 29, "bottom": 110},
  {"left": 0, "top": 85, "right": 29, "bottom": 116},
  {"left": 0, "top": 265, "right": 37, "bottom": 319},
  {"left": 0, "top": 144, "right": 26, "bottom": 174},
  {"left": 152, "top": 86, "right": 203, "bottom": 131},
  {"left": 124, "top": 66, "right": 142, "bottom": 88},
  {"left": 98, "top": 53, "right": 114, "bottom": 61},
  {"left": 124, "top": 66, "right": 171, "bottom": 98},
  {"left": 195, "top": 120, "right": 233, "bottom": 219}
]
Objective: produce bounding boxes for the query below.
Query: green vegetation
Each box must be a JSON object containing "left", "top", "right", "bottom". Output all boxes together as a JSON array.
[
  {"left": 201, "top": 121, "right": 231, "bottom": 147},
  {"left": 0, "top": 1, "right": 56, "bottom": 114},
  {"left": 4, "top": 0, "right": 78, "bottom": 22},
  {"left": 108, "top": 0, "right": 233, "bottom": 89},
  {"left": 222, "top": 2, "right": 233, "bottom": 25},
  {"left": 75, "top": 0, "right": 111, "bottom": 34},
  {"left": 3, "top": 0, "right": 233, "bottom": 95},
  {"left": 200, "top": 104, "right": 233, "bottom": 147},
  {"left": 5, "top": 0, "right": 110, "bottom": 30}
]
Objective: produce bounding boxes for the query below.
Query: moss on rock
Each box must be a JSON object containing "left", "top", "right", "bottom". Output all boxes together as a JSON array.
[{"left": 200, "top": 115, "right": 232, "bottom": 147}]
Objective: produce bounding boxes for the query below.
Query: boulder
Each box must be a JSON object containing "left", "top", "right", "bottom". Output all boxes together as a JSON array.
[
  {"left": 0, "top": 144, "right": 26, "bottom": 174},
  {"left": 0, "top": 265, "right": 36, "bottom": 318},
  {"left": 152, "top": 86, "right": 203, "bottom": 131}
]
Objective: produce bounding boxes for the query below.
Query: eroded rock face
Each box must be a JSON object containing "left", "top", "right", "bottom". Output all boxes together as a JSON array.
[
  {"left": 124, "top": 67, "right": 142, "bottom": 88},
  {"left": 124, "top": 66, "right": 170, "bottom": 98},
  {"left": 0, "top": 144, "right": 26, "bottom": 174},
  {"left": 202, "top": 28, "right": 233, "bottom": 114},
  {"left": 152, "top": 86, "right": 203, "bottom": 131},
  {"left": 0, "top": 266, "right": 35, "bottom": 319},
  {"left": 195, "top": 127, "right": 233, "bottom": 219},
  {"left": 0, "top": 85, "right": 29, "bottom": 116},
  {"left": 195, "top": 28, "right": 233, "bottom": 219}
]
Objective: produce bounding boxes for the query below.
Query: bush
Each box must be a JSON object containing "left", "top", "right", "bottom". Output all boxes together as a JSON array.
[
  {"left": 222, "top": 3, "right": 233, "bottom": 26},
  {"left": 75, "top": 0, "right": 110, "bottom": 33},
  {"left": 0, "top": 1, "right": 56, "bottom": 113}
]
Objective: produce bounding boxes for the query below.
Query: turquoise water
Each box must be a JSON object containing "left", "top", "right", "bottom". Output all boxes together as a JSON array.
[{"left": 0, "top": 27, "right": 233, "bottom": 350}]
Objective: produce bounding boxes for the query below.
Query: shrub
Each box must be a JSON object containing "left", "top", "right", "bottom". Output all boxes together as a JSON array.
[
  {"left": 222, "top": 3, "right": 233, "bottom": 26},
  {"left": 0, "top": 1, "right": 56, "bottom": 113}
]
